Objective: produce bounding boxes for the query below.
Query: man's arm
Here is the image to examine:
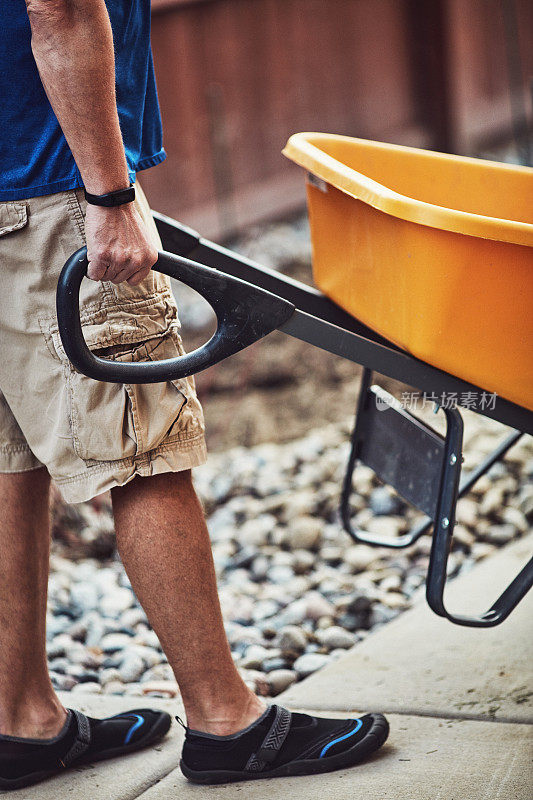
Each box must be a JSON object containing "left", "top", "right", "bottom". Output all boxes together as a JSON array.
[{"left": 26, "top": 0, "right": 157, "bottom": 285}]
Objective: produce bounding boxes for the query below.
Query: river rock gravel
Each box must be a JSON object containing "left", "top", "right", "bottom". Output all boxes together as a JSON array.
[{"left": 47, "top": 406, "right": 532, "bottom": 699}]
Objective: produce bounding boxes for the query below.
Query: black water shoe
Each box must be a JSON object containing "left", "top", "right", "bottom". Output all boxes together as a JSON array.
[
  {"left": 0, "top": 707, "right": 171, "bottom": 791},
  {"left": 180, "top": 704, "right": 389, "bottom": 784}
]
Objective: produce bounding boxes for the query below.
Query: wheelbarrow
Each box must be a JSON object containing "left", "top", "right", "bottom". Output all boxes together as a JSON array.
[{"left": 57, "top": 134, "right": 533, "bottom": 629}]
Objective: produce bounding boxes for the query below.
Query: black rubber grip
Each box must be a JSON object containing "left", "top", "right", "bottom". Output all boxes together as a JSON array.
[{"left": 56, "top": 247, "right": 295, "bottom": 383}]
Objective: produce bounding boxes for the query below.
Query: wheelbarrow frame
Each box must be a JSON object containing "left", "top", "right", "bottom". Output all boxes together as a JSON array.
[{"left": 56, "top": 211, "right": 533, "bottom": 628}]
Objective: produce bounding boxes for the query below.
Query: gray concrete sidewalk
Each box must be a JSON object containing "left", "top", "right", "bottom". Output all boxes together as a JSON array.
[
  {"left": 279, "top": 532, "right": 533, "bottom": 725},
  {"left": 6, "top": 535, "right": 532, "bottom": 800}
]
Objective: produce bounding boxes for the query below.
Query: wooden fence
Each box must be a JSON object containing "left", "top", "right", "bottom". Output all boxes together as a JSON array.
[{"left": 140, "top": 0, "right": 533, "bottom": 238}]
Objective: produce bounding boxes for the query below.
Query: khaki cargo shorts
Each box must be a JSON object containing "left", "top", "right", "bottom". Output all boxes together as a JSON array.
[{"left": 0, "top": 182, "right": 207, "bottom": 503}]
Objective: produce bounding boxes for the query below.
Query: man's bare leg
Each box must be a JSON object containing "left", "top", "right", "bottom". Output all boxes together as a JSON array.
[
  {"left": 111, "top": 470, "right": 267, "bottom": 736},
  {"left": 0, "top": 469, "right": 67, "bottom": 738}
]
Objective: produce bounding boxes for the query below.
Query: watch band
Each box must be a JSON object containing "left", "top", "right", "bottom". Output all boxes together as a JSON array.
[{"left": 84, "top": 183, "right": 135, "bottom": 207}]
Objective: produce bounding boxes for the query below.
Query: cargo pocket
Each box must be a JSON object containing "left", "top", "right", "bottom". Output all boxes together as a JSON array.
[
  {"left": 66, "top": 330, "right": 188, "bottom": 463},
  {"left": 0, "top": 202, "right": 28, "bottom": 237}
]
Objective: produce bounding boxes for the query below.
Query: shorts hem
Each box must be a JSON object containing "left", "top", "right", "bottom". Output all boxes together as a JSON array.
[
  {"left": 0, "top": 444, "right": 43, "bottom": 473},
  {"left": 52, "top": 433, "right": 208, "bottom": 504}
]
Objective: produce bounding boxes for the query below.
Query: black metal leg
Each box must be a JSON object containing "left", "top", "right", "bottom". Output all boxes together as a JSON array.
[
  {"left": 426, "top": 409, "right": 533, "bottom": 627},
  {"left": 340, "top": 380, "right": 533, "bottom": 627}
]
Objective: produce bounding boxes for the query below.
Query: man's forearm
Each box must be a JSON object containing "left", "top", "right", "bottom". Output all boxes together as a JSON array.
[{"left": 26, "top": 0, "right": 130, "bottom": 194}]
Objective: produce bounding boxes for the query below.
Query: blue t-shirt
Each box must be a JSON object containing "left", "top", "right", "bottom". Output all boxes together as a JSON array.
[{"left": 0, "top": 1, "right": 165, "bottom": 201}]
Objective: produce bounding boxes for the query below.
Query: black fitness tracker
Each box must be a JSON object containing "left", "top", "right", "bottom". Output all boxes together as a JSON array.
[{"left": 84, "top": 183, "right": 135, "bottom": 207}]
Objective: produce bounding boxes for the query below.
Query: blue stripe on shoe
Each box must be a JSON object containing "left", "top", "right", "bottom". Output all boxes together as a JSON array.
[
  {"left": 319, "top": 718, "right": 363, "bottom": 758},
  {"left": 124, "top": 714, "right": 145, "bottom": 745}
]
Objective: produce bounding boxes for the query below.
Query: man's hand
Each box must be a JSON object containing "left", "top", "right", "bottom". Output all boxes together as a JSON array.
[{"left": 85, "top": 203, "right": 158, "bottom": 286}]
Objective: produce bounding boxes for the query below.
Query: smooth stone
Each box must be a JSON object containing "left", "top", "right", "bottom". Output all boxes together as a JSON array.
[
  {"left": 479, "top": 486, "right": 506, "bottom": 516},
  {"left": 336, "top": 612, "right": 360, "bottom": 632},
  {"left": 69, "top": 648, "right": 102, "bottom": 669},
  {"left": 238, "top": 515, "right": 276, "bottom": 547},
  {"left": 485, "top": 524, "right": 516, "bottom": 545},
  {"left": 379, "top": 574, "right": 402, "bottom": 592},
  {"left": 286, "top": 576, "right": 312, "bottom": 596},
  {"left": 140, "top": 664, "right": 175, "bottom": 683},
  {"left": 304, "top": 591, "right": 335, "bottom": 620},
  {"left": 141, "top": 681, "right": 180, "bottom": 698},
  {"left": 382, "top": 592, "right": 409, "bottom": 609},
  {"left": 370, "top": 604, "right": 400, "bottom": 626},
  {"left": 293, "top": 652, "right": 331, "bottom": 678},
  {"left": 101, "top": 632, "right": 133, "bottom": 653},
  {"left": 471, "top": 542, "right": 496, "bottom": 561},
  {"left": 279, "top": 491, "right": 316, "bottom": 524},
  {"left": 102, "top": 680, "right": 126, "bottom": 695},
  {"left": 352, "top": 464, "right": 375, "bottom": 495},
  {"left": 276, "top": 625, "right": 307, "bottom": 655},
  {"left": 251, "top": 599, "right": 279, "bottom": 622},
  {"left": 124, "top": 683, "right": 145, "bottom": 696},
  {"left": 286, "top": 517, "right": 323, "bottom": 550},
  {"left": 260, "top": 623, "right": 278, "bottom": 639},
  {"left": 501, "top": 507, "right": 528, "bottom": 534},
  {"left": 344, "top": 545, "right": 378, "bottom": 573},
  {"left": 229, "top": 547, "right": 257, "bottom": 570},
  {"left": 292, "top": 550, "right": 315, "bottom": 574},
  {"left": 267, "top": 565, "right": 295, "bottom": 584},
  {"left": 72, "top": 562, "right": 99, "bottom": 581},
  {"left": 455, "top": 498, "right": 479, "bottom": 528},
  {"left": 93, "top": 567, "right": 119, "bottom": 593},
  {"left": 67, "top": 666, "right": 100, "bottom": 683},
  {"left": 85, "top": 615, "right": 106, "bottom": 650},
  {"left": 316, "top": 626, "right": 357, "bottom": 650},
  {"left": 50, "top": 673, "right": 77, "bottom": 691},
  {"left": 119, "top": 654, "right": 145, "bottom": 683},
  {"left": 224, "top": 568, "right": 252, "bottom": 587},
  {"left": 278, "top": 599, "right": 307, "bottom": 626},
  {"left": 320, "top": 546, "right": 343, "bottom": 564},
  {"left": 267, "top": 669, "right": 297, "bottom": 696},
  {"left": 133, "top": 630, "right": 161, "bottom": 650},
  {"left": 100, "top": 587, "right": 134, "bottom": 617},
  {"left": 452, "top": 524, "right": 476, "bottom": 548},
  {"left": 99, "top": 667, "right": 123, "bottom": 686},
  {"left": 369, "top": 486, "right": 402, "bottom": 516},
  {"left": 70, "top": 582, "right": 100, "bottom": 615},
  {"left": 71, "top": 681, "right": 102, "bottom": 694},
  {"left": 262, "top": 656, "right": 288, "bottom": 673},
  {"left": 67, "top": 618, "right": 89, "bottom": 642},
  {"left": 517, "top": 490, "right": 533, "bottom": 521},
  {"left": 487, "top": 461, "right": 509, "bottom": 480},
  {"left": 250, "top": 555, "right": 270, "bottom": 581},
  {"left": 46, "top": 614, "right": 71, "bottom": 641},
  {"left": 318, "top": 577, "right": 342, "bottom": 595},
  {"left": 46, "top": 635, "right": 72, "bottom": 659},
  {"left": 121, "top": 608, "right": 148, "bottom": 629},
  {"left": 240, "top": 645, "right": 270, "bottom": 669},
  {"left": 365, "top": 516, "right": 404, "bottom": 539},
  {"left": 48, "top": 657, "right": 69, "bottom": 674},
  {"left": 127, "top": 645, "right": 161, "bottom": 668}
]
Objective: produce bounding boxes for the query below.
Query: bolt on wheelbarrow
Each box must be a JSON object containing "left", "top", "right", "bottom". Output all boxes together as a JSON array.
[{"left": 56, "top": 135, "right": 533, "bottom": 629}]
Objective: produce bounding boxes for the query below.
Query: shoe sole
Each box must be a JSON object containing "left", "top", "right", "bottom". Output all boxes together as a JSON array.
[
  {"left": 180, "top": 712, "right": 390, "bottom": 785},
  {"left": 0, "top": 711, "right": 172, "bottom": 792}
]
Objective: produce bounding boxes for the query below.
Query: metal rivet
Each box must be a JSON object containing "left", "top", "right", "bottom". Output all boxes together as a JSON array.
[
  {"left": 449, "top": 454, "right": 457, "bottom": 465},
  {"left": 441, "top": 517, "right": 450, "bottom": 529}
]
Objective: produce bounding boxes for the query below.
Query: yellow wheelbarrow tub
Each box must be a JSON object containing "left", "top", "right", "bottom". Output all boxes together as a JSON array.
[{"left": 283, "top": 133, "right": 533, "bottom": 412}]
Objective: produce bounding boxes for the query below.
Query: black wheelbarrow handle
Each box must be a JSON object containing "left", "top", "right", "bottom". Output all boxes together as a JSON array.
[{"left": 56, "top": 247, "right": 295, "bottom": 383}]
